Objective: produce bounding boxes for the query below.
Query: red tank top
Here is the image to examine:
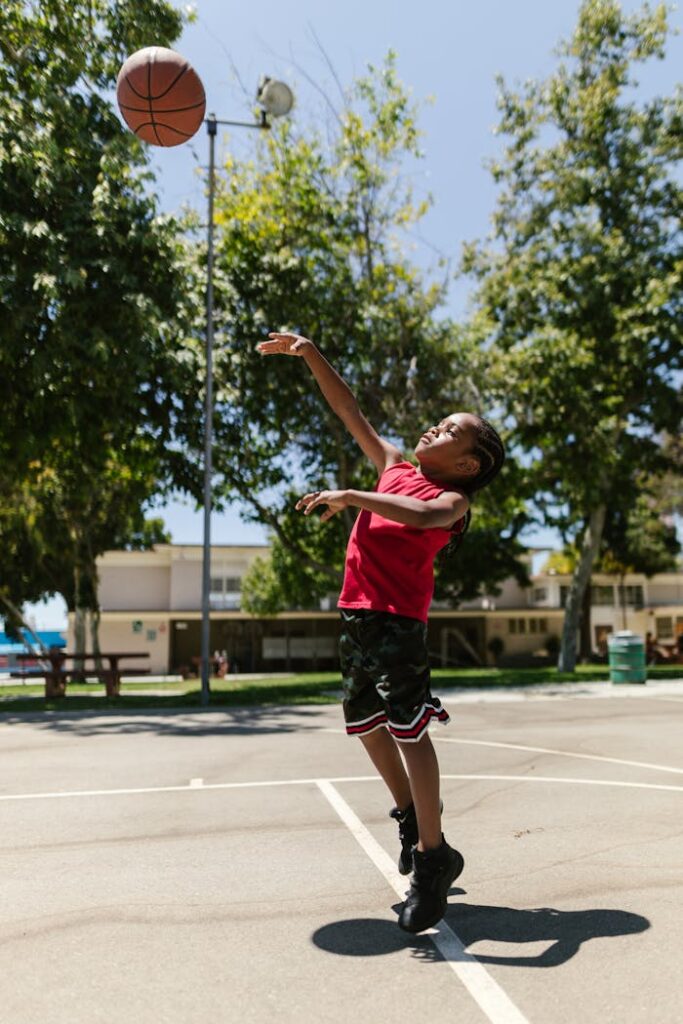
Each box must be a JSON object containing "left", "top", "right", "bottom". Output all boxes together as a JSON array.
[{"left": 338, "top": 462, "right": 466, "bottom": 622}]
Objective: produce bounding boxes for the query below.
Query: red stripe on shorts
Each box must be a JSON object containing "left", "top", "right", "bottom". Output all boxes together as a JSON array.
[
  {"left": 345, "top": 710, "right": 388, "bottom": 736},
  {"left": 388, "top": 703, "right": 450, "bottom": 741}
]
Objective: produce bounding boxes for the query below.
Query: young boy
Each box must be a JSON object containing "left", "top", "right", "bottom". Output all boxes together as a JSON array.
[{"left": 257, "top": 331, "right": 505, "bottom": 932}]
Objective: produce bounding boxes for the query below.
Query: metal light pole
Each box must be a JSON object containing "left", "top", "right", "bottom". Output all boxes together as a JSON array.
[{"left": 200, "top": 79, "right": 294, "bottom": 707}]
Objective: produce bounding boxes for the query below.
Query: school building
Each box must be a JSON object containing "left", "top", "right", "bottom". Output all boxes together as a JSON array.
[{"left": 66, "top": 544, "right": 683, "bottom": 674}]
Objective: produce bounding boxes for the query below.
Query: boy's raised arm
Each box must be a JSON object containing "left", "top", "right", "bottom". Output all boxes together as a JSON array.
[{"left": 257, "top": 332, "right": 403, "bottom": 475}]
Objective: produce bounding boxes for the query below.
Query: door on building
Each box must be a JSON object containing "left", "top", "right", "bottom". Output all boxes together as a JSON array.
[
  {"left": 439, "top": 624, "right": 483, "bottom": 667},
  {"left": 594, "top": 624, "right": 613, "bottom": 656}
]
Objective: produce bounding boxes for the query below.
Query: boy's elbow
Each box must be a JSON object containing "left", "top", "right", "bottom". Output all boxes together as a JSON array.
[{"left": 419, "top": 507, "right": 449, "bottom": 530}]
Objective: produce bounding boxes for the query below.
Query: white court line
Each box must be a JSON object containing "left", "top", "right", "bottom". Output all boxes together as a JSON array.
[
  {"left": 319, "top": 728, "right": 683, "bottom": 775},
  {"left": 316, "top": 779, "right": 530, "bottom": 1024},
  {"left": 1, "top": 773, "right": 682, "bottom": 804},
  {"left": 434, "top": 737, "right": 683, "bottom": 776},
  {"left": 0, "top": 777, "right": 331, "bottom": 802},
  {"left": 440, "top": 774, "right": 683, "bottom": 793}
]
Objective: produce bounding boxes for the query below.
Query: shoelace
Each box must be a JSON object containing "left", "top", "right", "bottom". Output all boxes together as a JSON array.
[{"left": 390, "top": 806, "right": 417, "bottom": 843}]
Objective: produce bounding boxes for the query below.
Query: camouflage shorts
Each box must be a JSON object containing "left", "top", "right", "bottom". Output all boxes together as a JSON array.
[{"left": 339, "top": 609, "right": 450, "bottom": 744}]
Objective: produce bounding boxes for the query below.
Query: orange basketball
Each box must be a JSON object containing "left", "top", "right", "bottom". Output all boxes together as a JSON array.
[{"left": 116, "top": 47, "right": 206, "bottom": 147}]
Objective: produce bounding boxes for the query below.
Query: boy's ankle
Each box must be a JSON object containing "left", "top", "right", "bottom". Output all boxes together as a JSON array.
[{"left": 416, "top": 834, "right": 444, "bottom": 854}]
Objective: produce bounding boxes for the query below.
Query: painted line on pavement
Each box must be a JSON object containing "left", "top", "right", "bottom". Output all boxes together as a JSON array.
[
  {"left": 316, "top": 779, "right": 530, "bottom": 1024},
  {"left": 0, "top": 777, "right": 336, "bottom": 802},
  {"left": 439, "top": 774, "right": 683, "bottom": 793},
  {"left": 320, "top": 727, "right": 683, "bottom": 775},
  {"left": 433, "top": 737, "right": 683, "bottom": 776},
  {"left": 1, "top": 772, "right": 682, "bottom": 804}
]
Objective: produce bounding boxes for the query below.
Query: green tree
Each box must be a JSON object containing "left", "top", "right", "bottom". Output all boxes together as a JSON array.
[
  {"left": 0, "top": 1, "right": 202, "bottom": 643},
  {"left": 599, "top": 486, "right": 680, "bottom": 629},
  {"left": 462, "top": 0, "right": 682, "bottom": 670},
  {"left": 542, "top": 472, "right": 680, "bottom": 655},
  {"left": 206, "top": 53, "right": 530, "bottom": 612}
]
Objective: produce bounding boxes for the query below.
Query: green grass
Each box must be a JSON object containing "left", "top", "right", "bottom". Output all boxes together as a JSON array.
[{"left": 0, "top": 663, "right": 680, "bottom": 714}]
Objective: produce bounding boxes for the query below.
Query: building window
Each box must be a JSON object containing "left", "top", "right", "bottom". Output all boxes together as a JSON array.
[
  {"left": 533, "top": 587, "right": 547, "bottom": 603},
  {"left": 624, "top": 585, "right": 644, "bottom": 607},
  {"left": 591, "top": 585, "right": 615, "bottom": 606},
  {"left": 509, "top": 617, "right": 548, "bottom": 635},
  {"left": 210, "top": 575, "right": 242, "bottom": 610},
  {"left": 655, "top": 616, "right": 673, "bottom": 641},
  {"left": 560, "top": 586, "right": 570, "bottom": 609}
]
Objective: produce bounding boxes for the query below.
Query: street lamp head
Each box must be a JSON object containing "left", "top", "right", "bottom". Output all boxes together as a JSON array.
[{"left": 257, "top": 76, "right": 294, "bottom": 118}]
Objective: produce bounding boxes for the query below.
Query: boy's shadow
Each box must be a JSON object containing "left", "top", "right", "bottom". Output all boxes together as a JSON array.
[{"left": 312, "top": 890, "right": 649, "bottom": 967}]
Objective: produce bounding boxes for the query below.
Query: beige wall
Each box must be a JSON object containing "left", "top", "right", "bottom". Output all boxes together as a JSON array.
[
  {"left": 167, "top": 551, "right": 263, "bottom": 610},
  {"left": 99, "top": 566, "right": 171, "bottom": 611},
  {"left": 96, "top": 545, "right": 268, "bottom": 614},
  {"left": 487, "top": 613, "right": 562, "bottom": 660},
  {"left": 648, "top": 580, "right": 683, "bottom": 605},
  {"left": 67, "top": 616, "right": 171, "bottom": 675},
  {"left": 437, "top": 577, "right": 532, "bottom": 613},
  {"left": 486, "top": 577, "right": 532, "bottom": 610},
  {"left": 169, "top": 558, "right": 202, "bottom": 611}
]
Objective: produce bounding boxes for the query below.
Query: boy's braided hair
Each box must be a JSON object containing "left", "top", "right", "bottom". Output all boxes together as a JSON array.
[
  {"left": 464, "top": 417, "right": 506, "bottom": 496},
  {"left": 442, "top": 416, "right": 505, "bottom": 560}
]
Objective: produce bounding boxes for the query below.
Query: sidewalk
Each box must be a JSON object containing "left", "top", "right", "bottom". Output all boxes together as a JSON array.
[{"left": 0, "top": 671, "right": 295, "bottom": 689}]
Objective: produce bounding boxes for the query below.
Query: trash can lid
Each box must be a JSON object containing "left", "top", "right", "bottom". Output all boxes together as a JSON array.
[{"left": 608, "top": 630, "right": 643, "bottom": 645}]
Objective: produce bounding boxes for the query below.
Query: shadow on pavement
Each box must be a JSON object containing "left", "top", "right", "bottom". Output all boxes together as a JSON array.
[
  {"left": 0, "top": 704, "right": 332, "bottom": 737},
  {"left": 312, "top": 902, "right": 650, "bottom": 967}
]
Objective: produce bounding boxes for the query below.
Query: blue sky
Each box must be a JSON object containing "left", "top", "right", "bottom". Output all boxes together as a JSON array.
[{"left": 26, "top": 0, "right": 682, "bottom": 627}]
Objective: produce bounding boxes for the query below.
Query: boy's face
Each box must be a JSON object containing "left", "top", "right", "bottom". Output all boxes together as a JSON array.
[{"left": 414, "top": 413, "right": 481, "bottom": 481}]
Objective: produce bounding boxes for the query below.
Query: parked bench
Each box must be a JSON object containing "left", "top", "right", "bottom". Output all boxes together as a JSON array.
[{"left": 13, "top": 651, "right": 150, "bottom": 698}]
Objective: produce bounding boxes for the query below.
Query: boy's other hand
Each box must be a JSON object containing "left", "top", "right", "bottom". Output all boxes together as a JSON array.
[
  {"left": 296, "top": 489, "right": 348, "bottom": 522},
  {"left": 257, "top": 332, "right": 313, "bottom": 356}
]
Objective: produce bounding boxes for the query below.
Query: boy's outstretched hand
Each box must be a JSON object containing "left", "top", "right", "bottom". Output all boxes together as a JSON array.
[
  {"left": 257, "top": 332, "right": 312, "bottom": 356},
  {"left": 296, "top": 489, "right": 348, "bottom": 523}
]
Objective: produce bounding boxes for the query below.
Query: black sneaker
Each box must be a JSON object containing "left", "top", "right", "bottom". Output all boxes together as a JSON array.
[
  {"left": 389, "top": 803, "right": 419, "bottom": 875},
  {"left": 389, "top": 801, "right": 445, "bottom": 876},
  {"left": 398, "top": 837, "right": 464, "bottom": 933}
]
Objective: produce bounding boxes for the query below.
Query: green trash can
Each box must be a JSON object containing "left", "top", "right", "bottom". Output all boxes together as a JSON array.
[{"left": 608, "top": 631, "right": 647, "bottom": 684}]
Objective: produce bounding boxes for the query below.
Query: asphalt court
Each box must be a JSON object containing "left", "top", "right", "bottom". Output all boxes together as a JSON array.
[{"left": 1, "top": 684, "right": 682, "bottom": 1024}]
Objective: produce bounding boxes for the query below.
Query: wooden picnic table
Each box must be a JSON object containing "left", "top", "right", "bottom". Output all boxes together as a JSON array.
[{"left": 13, "top": 650, "right": 150, "bottom": 699}]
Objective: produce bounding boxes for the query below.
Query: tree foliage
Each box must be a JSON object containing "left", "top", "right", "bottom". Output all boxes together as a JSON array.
[
  {"left": 0, "top": 0, "right": 202, "bottom": 632},
  {"left": 599, "top": 489, "right": 680, "bottom": 578},
  {"left": 462, "top": 0, "right": 682, "bottom": 668}
]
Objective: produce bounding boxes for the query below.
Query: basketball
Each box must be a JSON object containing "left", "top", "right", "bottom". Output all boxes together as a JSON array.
[{"left": 116, "top": 47, "right": 206, "bottom": 147}]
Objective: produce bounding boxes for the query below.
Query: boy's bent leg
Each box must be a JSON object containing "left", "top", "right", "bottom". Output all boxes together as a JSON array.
[
  {"left": 360, "top": 727, "right": 412, "bottom": 810},
  {"left": 398, "top": 732, "right": 442, "bottom": 851}
]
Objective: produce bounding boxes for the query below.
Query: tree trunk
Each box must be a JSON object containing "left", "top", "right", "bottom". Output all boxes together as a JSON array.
[
  {"left": 90, "top": 607, "right": 103, "bottom": 674},
  {"left": 619, "top": 572, "right": 627, "bottom": 631},
  {"left": 73, "top": 608, "right": 87, "bottom": 680},
  {"left": 579, "top": 578, "right": 592, "bottom": 662},
  {"left": 558, "top": 504, "right": 607, "bottom": 672}
]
